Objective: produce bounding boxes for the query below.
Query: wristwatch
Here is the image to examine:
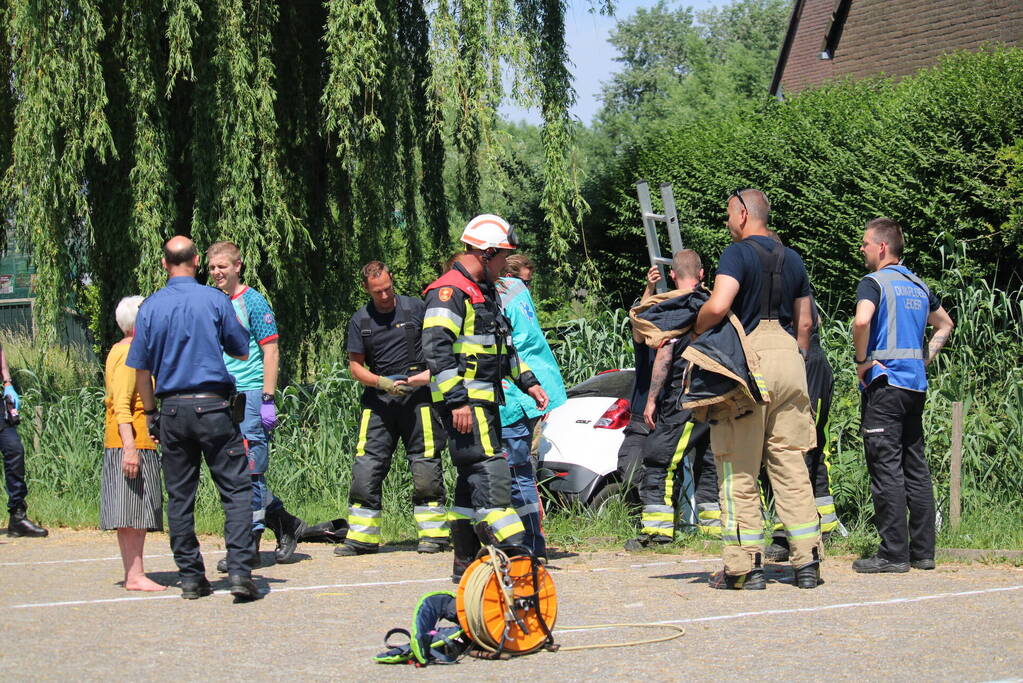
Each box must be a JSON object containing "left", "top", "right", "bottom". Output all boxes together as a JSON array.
[
  {"left": 262, "top": 392, "right": 275, "bottom": 403},
  {"left": 854, "top": 356, "right": 868, "bottom": 365}
]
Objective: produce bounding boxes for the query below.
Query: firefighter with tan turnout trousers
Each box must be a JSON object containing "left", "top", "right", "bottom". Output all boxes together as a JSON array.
[
  {"left": 422, "top": 214, "right": 549, "bottom": 582},
  {"left": 693, "top": 189, "right": 822, "bottom": 590}
]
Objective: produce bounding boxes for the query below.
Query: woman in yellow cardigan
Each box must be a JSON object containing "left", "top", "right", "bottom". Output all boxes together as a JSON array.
[{"left": 102, "top": 296, "right": 165, "bottom": 591}]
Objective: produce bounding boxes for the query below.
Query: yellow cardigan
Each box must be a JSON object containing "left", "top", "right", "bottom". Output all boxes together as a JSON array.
[{"left": 103, "top": 342, "right": 157, "bottom": 451}]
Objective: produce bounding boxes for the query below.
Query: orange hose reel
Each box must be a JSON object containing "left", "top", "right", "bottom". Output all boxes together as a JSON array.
[{"left": 455, "top": 551, "right": 558, "bottom": 655}]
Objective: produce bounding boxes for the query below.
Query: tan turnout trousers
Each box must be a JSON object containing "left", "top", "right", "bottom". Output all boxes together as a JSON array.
[{"left": 710, "top": 320, "right": 822, "bottom": 574}]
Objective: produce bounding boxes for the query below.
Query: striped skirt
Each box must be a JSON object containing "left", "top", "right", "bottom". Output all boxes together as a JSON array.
[{"left": 100, "top": 448, "right": 164, "bottom": 531}]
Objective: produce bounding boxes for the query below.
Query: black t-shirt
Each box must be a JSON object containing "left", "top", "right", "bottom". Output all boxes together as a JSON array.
[
  {"left": 715, "top": 235, "right": 811, "bottom": 334},
  {"left": 346, "top": 295, "right": 427, "bottom": 376},
  {"left": 855, "top": 275, "right": 941, "bottom": 312}
]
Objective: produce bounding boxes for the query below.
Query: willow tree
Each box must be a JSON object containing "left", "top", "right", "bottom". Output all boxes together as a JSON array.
[{"left": 1, "top": 0, "right": 605, "bottom": 375}]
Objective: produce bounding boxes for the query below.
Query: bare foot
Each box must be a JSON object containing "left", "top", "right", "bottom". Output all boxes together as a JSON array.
[{"left": 124, "top": 575, "right": 167, "bottom": 592}]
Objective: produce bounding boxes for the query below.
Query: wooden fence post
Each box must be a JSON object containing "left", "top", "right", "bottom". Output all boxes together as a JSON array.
[
  {"left": 950, "top": 401, "right": 963, "bottom": 528},
  {"left": 33, "top": 405, "right": 42, "bottom": 453}
]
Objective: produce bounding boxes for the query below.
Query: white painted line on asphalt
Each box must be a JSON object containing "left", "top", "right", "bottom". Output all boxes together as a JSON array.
[
  {"left": 1, "top": 552, "right": 714, "bottom": 570},
  {"left": 7, "top": 576, "right": 450, "bottom": 610},
  {"left": 0, "top": 551, "right": 224, "bottom": 567},
  {"left": 555, "top": 584, "right": 1023, "bottom": 633},
  {"left": 629, "top": 559, "right": 716, "bottom": 568}
]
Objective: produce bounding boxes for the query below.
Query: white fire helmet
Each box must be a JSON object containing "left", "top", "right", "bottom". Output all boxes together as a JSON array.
[{"left": 459, "top": 214, "right": 519, "bottom": 251}]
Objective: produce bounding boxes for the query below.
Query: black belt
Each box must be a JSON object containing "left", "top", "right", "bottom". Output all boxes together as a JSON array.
[{"left": 161, "top": 392, "right": 228, "bottom": 400}]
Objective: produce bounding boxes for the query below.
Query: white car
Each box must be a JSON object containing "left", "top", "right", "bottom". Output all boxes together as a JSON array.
[{"left": 536, "top": 368, "right": 697, "bottom": 522}]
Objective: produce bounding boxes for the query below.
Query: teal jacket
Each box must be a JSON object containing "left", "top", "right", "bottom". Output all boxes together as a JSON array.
[{"left": 497, "top": 277, "right": 568, "bottom": 425}]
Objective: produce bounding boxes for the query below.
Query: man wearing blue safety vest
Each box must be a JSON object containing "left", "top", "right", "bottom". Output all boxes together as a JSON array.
[{"left": 852, "top": 218, "right": 953, "bottom": 573}]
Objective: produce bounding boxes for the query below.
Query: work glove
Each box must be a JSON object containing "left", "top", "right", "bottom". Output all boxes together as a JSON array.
[
  {"left": 3, "top": 383, "right": 19, "bottom": 410},
  {"left": 376, "top": 376, "right": 414, "bottom": 396},
  {"left": 260, "top": 400, "right": 279, "bottom": 431}
]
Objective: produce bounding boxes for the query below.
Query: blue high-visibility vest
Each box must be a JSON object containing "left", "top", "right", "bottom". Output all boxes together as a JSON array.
[{"left": 863, "top": 265, "right": 930, "bottom": 392}]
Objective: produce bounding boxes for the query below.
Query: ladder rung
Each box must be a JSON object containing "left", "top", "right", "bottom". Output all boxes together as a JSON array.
[{"left": 643, "top": 212, "right": 667, "bottom": 221}]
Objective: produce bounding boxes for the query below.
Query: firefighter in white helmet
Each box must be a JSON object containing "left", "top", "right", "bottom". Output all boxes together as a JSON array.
[{"left": 422, "top": 214, "right": 549, "bottom": 581}]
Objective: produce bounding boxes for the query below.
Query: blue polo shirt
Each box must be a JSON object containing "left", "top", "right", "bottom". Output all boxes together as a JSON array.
[{"left": 127, "top": 276, "right": 250, "bottom": 397}]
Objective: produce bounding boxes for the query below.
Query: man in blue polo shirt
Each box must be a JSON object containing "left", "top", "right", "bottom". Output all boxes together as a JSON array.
[{"left": 128, "top": 236, "right": 260, "bottom": 602}]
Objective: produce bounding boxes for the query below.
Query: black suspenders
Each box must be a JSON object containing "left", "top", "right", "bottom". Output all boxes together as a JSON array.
[
  {"left": 359, "top": 297, "right": 423, "bottom": 374},
  {"left": 745, "top": 239, "right": 785, "bottom": 320}
]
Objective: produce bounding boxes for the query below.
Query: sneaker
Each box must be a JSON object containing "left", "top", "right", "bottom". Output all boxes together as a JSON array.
[
  {"left": 334, "top": 542, "right": 379, "bottom": 557},
  {"left": 416, "top": 540, "right": 448, "bottom": 554},
  {"left": 709, "top": 569, "right": 766, "bottom": 590},
  {"left": 910, "top": 558, "right": 936, "bottom": 570},
  {"left": 851, "top": 555, "right": 909, "bottom": 573},
  {"left": 764, "top": 541, "right": 790, "bottom": 563}
]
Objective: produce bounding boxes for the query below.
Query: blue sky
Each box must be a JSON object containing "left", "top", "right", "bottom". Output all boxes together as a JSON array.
[{"left": 500, "top": 0, "right": 722, "bottom": 126}]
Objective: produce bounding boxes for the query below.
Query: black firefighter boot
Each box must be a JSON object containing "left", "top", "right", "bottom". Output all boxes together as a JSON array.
[
  {"left": 450, "top": 519, "right": 481, "bottom": 585},
  {"left": 7, "top": 506, "right": 48, "bottom": 537},
  {"left": 267, "top": 508, "right": 308, "bottom": 564},
  {"left": 217, "top": 530, "right": 263, "bottom": 573}
]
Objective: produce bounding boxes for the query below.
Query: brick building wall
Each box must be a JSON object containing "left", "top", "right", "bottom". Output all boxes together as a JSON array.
[{"left": 778, "top": 0, "right": 1023, "bottom": 96}]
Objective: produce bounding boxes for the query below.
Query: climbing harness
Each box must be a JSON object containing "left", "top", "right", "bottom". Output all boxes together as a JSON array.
[{"left": 374, "top": 591, "right": 471, "bottom": 666}]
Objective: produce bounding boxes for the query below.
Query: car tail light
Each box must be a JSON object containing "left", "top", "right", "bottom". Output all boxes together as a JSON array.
[{"left": 594, "top": 398, "right": 631, "bottom": 430}]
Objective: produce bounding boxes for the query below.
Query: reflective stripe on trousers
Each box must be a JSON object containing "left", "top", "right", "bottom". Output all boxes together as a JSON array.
[
  {"left": 414, "top": 504, "right": 450, "bottom": 540},
  {"left": 347, "top": 504, "right": 382, "bottom": 545},
  {"left": 480, "top": 507, "right": 526, "bottom": 542},
  {"left": 641, "top": 504, "right": 674, "bottom": 538},
  {"left": 697, "top": 502, "right": 722, "bottom": 536},
  {"left": 817, "top": 495, "right": 839, "bottom": 533}
]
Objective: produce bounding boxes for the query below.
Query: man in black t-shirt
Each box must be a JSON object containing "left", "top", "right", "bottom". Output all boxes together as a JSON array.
[
  {"left": 336, "top": 261, "right": 449, "bottom": 557},
  {"left": 693, "top": 189, "right": 822, "bottom": 591}
]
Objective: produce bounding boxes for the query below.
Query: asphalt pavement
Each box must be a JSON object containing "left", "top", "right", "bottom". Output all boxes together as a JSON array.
[{"left": 2, "top": 529, "right": 1022, "bottom": 681}]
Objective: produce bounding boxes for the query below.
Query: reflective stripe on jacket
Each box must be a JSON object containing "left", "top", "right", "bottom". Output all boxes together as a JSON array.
[
  {"left": 863, "top": 265, "right": 930, "bottom": 392},
  {"left": 422, "top": 265, "right": 538, "bottom": 406}
]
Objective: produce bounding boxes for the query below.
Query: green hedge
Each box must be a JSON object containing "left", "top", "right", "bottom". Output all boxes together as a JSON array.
[{"left": 590, "top": 46, "right": 1023, "bottom": 310}]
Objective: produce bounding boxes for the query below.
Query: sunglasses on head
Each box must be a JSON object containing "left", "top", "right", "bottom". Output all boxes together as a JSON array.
[{"left": 730, "top": 188, "right": 748, "bottom": 212}]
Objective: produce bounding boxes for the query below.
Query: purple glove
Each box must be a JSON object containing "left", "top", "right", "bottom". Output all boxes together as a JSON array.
[{"left": 260, "top": 400, "right": 279, "bottom": 431}]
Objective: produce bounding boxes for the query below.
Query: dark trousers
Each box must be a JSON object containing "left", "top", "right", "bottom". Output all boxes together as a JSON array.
[
  {"left": 804, "top": 346, "right": 837, "bottom": 502},
  {"left": 615, "top": 417, "right": 649, "bottom": 489},
  {"left": 639, "top": 417, "right": 711, "bottom": 508},
  {"left": 0, "top": 425, "right": 27, "bottom": 512},
  {"left": 443, "top": 403, "right": 523, "bottom": 555},
  {"left": 350, "top": 398, "right": 447, "bottom": 510},
  {"left": 861, "top": 380, "right": 935, "bottom": 563},
  {"left": 159, "top": 396, "right": 255, "bottom": 578},
  {"left": 692, "top": 437, "right": 719, "bottom": 508},
  {"left": 443, "top": 404, "right": 513, "bottom": 512}
]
